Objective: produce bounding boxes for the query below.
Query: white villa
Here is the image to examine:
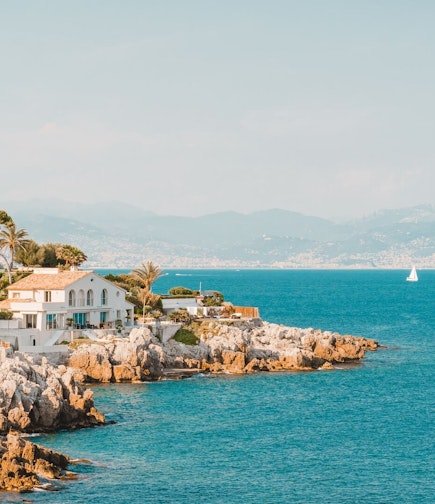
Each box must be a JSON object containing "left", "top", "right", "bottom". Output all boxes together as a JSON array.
[{"left": 0, "top": 268, "right": 135, "bottom": 349}]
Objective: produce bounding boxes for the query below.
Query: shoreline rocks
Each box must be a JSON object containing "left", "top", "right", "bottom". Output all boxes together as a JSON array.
[
  {"left": 0, "top": 352, "right": 106, "bottom": 435},
  {"left": 0, "top": 433, "right": 72, "bottom": 493},
  {"left": 0, "top": 352, "right": 107, "bottom": 494},
  {"left": 66, "top": 319, "right": 379, "bottom": 382},
  {"left": 67, "top": 330, "right": 163, "bottom": 383}
]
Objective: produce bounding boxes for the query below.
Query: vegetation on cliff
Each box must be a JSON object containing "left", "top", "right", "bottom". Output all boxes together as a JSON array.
[{"left": 0, "top": 209, "right": 88, "bottom": 299}]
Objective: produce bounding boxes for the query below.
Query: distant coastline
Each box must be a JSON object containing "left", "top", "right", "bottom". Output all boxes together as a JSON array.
[
  {"left": 9, "top": 201, "right": 435, "bottom": 270},
  {"left": 91, "top": 266, "right": 427, "bottom": 274}
]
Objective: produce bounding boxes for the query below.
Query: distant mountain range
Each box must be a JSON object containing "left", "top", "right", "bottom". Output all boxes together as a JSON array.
[{"left": 3, "top": 199, "right": 435, "bottom": 269}]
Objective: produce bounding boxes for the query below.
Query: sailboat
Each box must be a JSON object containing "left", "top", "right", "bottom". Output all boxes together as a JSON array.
[{"left": 406, "top": 266, "right": 418, "bottom": 282}]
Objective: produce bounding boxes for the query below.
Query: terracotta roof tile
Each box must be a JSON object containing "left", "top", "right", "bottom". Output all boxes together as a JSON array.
[{"left": 7, "top": 270, "right": 92, "bottom": 291}]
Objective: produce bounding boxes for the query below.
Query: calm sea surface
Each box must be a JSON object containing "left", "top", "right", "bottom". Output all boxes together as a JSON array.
[{"left": 5, "top": 270, "right": 434, "bottom": 503}]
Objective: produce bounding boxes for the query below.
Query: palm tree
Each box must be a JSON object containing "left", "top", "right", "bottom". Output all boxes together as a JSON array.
[
  {"left": 0, "top": 210, "right": 13, "bottom": 227},
  {"left": 55, "top": 245, "right": 87, "bottom": 269},
  {"left": 131, "top": 261, "right": 164, "bottom": 322},
  {"left": 136, "top": 288, "right": 154, "bottom": 322},
  {"left": 0, "top": 222, "right": 29, "bottom": 283},
  {"left": 131, "top": 261, "right": 164, "bottom": 293}
]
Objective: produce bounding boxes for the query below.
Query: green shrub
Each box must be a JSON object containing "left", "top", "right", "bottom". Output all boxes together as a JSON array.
[
  {"left": 0, "top": 310, "right": 13, "bottom": 320},
  {"left": 169, "top": 286, "right": 193, "bottom": 296},
  {"left": 168, "top": 309, "right": 191, "bottom": 323},
  {"left": 174, "top": 328, "right": 199, "bottom": 345},
  {"left": 202, "top": 291, "right": 224, "bottom": 306}
]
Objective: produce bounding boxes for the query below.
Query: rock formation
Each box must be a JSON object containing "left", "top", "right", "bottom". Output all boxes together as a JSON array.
[
  {"left": 67, "top": 320, "right": 379, "bottom": 381},
  {"left": 0, "top": 352, "right": 106, "bottom": 493},
  {"left": 168, "top": 319, "right": 379, "bottom": 374},
  {"left": 67, "top": 329, "right": 163, "bottom": 383},
  {"left": 0, "top": 433, "right": 72, "bottom": 492},
  {"left": 0, "top": 353, "right": 106, "bottom": 435}
]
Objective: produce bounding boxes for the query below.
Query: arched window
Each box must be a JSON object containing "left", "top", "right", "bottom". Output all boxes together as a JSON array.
[
  {"left": 101, "top": 289, "right": 108, "bottom": 306},
  {"left": 87, "top": 289, "right": 94, "bottom": 306},
  {"left": 69, "top": 290, "right": 76, "bottom": 307},
  {"left": 78, "top": 289, "right": 85, "bottom": 307}
]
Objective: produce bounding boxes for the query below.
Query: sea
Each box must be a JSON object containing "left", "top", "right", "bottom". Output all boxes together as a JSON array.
[{"left": 3, "top": 269, "right": 434, "bottom": 503}]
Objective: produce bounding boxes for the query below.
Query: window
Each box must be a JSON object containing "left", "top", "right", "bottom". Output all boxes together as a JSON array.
[
  {"left": 69, "top": 290, "right": 76, "bottom": 307},
  {"left": 73, "top": 313, "right": 86, "bottom": 328},
  {"left": 78, "top": 289, "right": 85, "bottom": 307},
  {"left": 44, "top": 291, "right": 52, "bottom": 302},
  {"left": 101, "top": 289, "right": 108, "bottom": 306},
  {"left": 86, "top": 289, "right": 94, "bottom": 306},
  {"left": 12, "top": 293, "right": 20, "bottom": 299},
  {"left": 25, "top": 314, "right": 37, "bottom": 328},
  {"left": 46, "top": 313, "right": 57, "bottom": 330}
]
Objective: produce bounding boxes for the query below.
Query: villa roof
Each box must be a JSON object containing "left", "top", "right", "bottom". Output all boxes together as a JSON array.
[{"left": 7, "top": 270, "right": 92, "bottom": 291}]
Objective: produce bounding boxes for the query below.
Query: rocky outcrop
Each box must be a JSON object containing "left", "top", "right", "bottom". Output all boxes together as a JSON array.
[
  {"left": 0, "top": 433, "right": 72, "bottom": 492},
  {"left": 190, "top": 320, "right": 379, "bottom": 374},
  {"left": 0, "top": 353, "right": 106, "bottom": 493},
  {"left": 0, "top": 353, "right": 106, "bottom": 435},
  {"left": 67, "top": 329, "right": 163, "bottom": 383},
  {"left": 67, "top": 320, "right": 379, "bottom": 382}
]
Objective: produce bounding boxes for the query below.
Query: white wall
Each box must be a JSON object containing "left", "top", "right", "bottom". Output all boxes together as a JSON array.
[{"left": 0, "top": 319, "right": 20, "bottom": 329}]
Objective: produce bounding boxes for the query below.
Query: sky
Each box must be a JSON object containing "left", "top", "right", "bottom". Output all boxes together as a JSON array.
[{"left": 1, "top": 1, "right": 435, "bottom": 220}]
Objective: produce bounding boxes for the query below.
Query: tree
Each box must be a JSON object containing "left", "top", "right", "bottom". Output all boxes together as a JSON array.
[
  {"left": 168, "top": 309, "right": 191, "bottom": 323},
  {"left": 0, "top": 211, "right": 13, "bottom": 227},
  {"left": 55, "top": 245, "right": 87, "bottom": 269},
  {"left": 37, "top": 243, "right": 60, "bottom": 267},
  {"left": 168, "top": 286, "right": 193, "bottom": 296},
  {"left": 0, "top": 222, "right": 29, "bottom": 283},
  {"left": 137, "top": 288, "right": 162, "bottom": 321},
  {"left": 131, "top": 261, "right": 164, "bottom": 293},
  {"left": 0, "top": 310, "right": 13, "bottom": 320},
  {"left": 14, "top": 240, "right": 40, "bottom": 267},
  {"left": 202, "top": 291, "right": 224, "bottom": 307},
  {"left": 131, "top": 261, "right": 164, "bottom": 322}
]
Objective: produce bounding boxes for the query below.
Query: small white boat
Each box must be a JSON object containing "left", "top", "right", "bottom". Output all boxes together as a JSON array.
[{"left": 406, "top": 266, "right": 418, "bottom": 282}]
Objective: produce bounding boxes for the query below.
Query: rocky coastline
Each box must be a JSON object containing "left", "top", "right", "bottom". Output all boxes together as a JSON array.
[
  {"left": 0, "top": 352, "right": 106, "bottom": 493},
  {"left": 67, "top": 319, "right": 379, "bottom": 382},
  {"left": 0, "top": 318, "right": 379, "bottom": 493}
]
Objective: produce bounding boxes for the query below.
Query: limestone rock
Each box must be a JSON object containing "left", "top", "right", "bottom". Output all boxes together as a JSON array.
[
  {"left": 68, "top": 344, "right": 113, "bottom": 382},
  {"left": 67, "top": 320, "right": 379, "bottom": 382},
  {"left": 0, "top": 353, "right": 106, "bottom": 435},
  {"left": 221, "top": 350, "right": 246, "bottom": 373},
  {"left": 165, "top": 320, "right": 379, "bottom": 375},
  {"left": 0, "top": 433, "right": 70, "bottom": 492},
  {"left": 67, "top": 328, "right": 164, "bottom": 383}
]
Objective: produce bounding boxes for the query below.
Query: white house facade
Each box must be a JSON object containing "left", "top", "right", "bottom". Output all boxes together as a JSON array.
[{"left": 0, "top": 268, "right": 135, "bottom": 347}]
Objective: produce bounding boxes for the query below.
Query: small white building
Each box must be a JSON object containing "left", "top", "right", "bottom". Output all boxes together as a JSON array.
[
  {"left": 161, "top": 297, "right": 222, "bottom": 318},
  {"left": 161, "top": 297, "right": 200, "bottom": 315},
  {"left": 0, "top": 268, "right": 135, "bottom": 347}
]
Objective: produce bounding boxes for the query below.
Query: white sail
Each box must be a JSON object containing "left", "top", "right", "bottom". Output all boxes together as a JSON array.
[{"left": 406, "top": 266, "right": 418, "bottom": 282}]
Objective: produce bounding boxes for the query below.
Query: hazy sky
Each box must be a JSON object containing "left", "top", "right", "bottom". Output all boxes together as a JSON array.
[{"left": 1, "top": 1, "right": 434, "bottom": 219}]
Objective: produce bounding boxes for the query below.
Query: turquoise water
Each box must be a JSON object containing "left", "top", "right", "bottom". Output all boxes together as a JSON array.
[{"left": 6, "top": 270, "right": 435, "bottom": 503}]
